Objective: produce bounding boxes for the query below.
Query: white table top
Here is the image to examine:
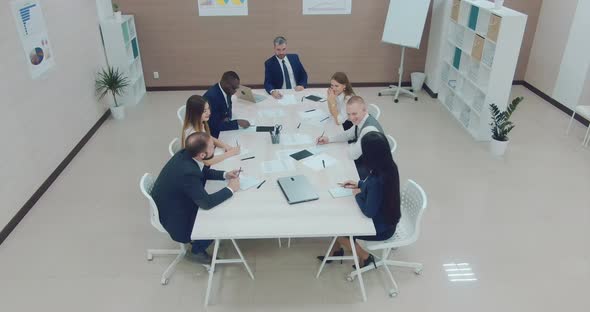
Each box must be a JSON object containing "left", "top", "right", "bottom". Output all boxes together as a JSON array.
[{"left": 191, "top": 89, "right": 375, "bottom": 240}]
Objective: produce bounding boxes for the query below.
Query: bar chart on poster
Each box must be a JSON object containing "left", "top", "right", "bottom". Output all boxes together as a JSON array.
[
  {"left": 198, "top": 0, "right": 248, "bottom": 16},
  {"left": 302, "top": 0, "right": 352, "bottom": 15}
]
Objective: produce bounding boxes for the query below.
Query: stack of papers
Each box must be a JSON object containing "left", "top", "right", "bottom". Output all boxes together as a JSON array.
[
  {"left": 329, "top": 187, "right": 354, "bottom": 198},
  {"left": 258, "top": 109, "right": 286, "bottom": 119},
  {"left": 280, "top": 133, "right": 313, "bottom": 146},
  {"left": 239, "top": 175, "right": 263, "bottom": 191},
  {"left": 261, "top": 159, "right": 296, "bottom": 174},
  {"left": 302, "top": 154, "right": 339, "bottom": 171},
  {"left": 277, "top": 94, "right": 298, "bottom": 106}
]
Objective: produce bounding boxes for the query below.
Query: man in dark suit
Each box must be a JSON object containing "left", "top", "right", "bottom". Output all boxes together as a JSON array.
[
  {"left": 151, "top": 132, "right": 241, "bottom": 263},
  {"left": 264, "top": 36, "right": 308, "bottom": 99},
  {"left": 203, "top": 71, "right": 251, "bottom": 138}
]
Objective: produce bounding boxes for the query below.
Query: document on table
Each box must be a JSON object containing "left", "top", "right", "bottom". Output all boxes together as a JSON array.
[
  {"left": 302, "top": 154, "right": 339, "bottom": 171},
  {"left": 214, "top": 148, "right": 250, "bottom": 157},
  {"left": 261, "top": 159, "right": 296, "bottom": 174},
  {"left": 277, "top": 94, "right": 298, "bottom": 106},
  {"left": 297, "top": 109, "right": 330, "bottom": 120},
  {"left": 329, "top": 187, "right": 354, "bottom": 198},
  {"left": 280, "top": 133, "right": 313, "bottom": 146},
  {"left": 239, "top": 175, "right": 263, "bottom": 191},
  {"left": 258, "top": 109, "right": 286, "bottom": 119}
]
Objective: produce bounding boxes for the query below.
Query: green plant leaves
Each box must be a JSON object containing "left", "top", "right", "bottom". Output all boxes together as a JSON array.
[
  {"left": 489, "top": 96, "right": 523, "bottom": 141},
  {"left": 95, "top": 66, "right": 130, "bottom": 107}
]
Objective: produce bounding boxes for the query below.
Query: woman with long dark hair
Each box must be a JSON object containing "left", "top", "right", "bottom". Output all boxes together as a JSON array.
[
  {"left": 181, "top": 95, "right": 240, "bottom": 166},
  {"left": 317, "top": 131, "right": 401, "bottom": 268}
]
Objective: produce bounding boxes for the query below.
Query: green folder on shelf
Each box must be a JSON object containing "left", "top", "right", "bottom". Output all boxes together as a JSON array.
[
  {"left": 468, "top": 6, "right": 479, "bottom": 30},
  {"left": 453, "top": 47, "right": 461, "bottom": 69}
]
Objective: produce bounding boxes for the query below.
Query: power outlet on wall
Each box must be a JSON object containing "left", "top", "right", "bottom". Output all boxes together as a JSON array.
[{"left": 153, "top": 72, "right": 159, "bottom": 79}]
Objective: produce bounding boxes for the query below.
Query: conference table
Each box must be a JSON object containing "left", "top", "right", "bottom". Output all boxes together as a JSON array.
[{"left": 191, "top": 88, "right": 375, "bottom": 305}]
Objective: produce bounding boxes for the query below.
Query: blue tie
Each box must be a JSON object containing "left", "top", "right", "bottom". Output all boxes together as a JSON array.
[{"left": 282, "top": 59, "right": 292, "bottom": 89}]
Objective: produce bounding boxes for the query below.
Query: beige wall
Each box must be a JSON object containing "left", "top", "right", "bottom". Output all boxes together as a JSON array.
[
  {"left": 117, "top": 0, "right": 432, "bottom": 88},
  {"left": 525, "top": 0, "right": 578, "bottom": 95},
  {"left": 0, "top": 0, "right": 107, "bottom": 229}
]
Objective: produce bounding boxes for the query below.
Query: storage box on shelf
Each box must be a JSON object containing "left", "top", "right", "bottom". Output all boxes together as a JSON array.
[
  {"left": 100, "top": 15, "right": 146, "bottom": 106},
  {"left": 439, "top": 0, "right": 526, "bottom": 141}
]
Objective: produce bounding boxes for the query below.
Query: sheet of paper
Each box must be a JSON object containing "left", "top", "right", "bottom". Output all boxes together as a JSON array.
[
  {"left": 302, "top": 154, "right": 339, "bottom": 171},
  {"left": 307, "top": 145, "right": 327, "bottom": 155},
  {"left": 276, "top": 149, "right": 302, "bottom": 160},
  {"left": 258, "top": 109, "right": 286, "bottom": 119},
  {"left": 329, "top": 187, "right": 354, "bottom": 198},
  {"left": 298, "top": 109, "right": 330, "bottom": 120},
  {"left": 277, "top": 94, "right": 298, "bottom": 106},
  {"left": 280, "top": 133, "right": 313, "bottom": 146},
  {"left": 261, "top": 159, "right": 296, "bottom": 174},
  {"left": 239, "top": 175, "right": 263, "bottom": 191},
  {"left": 214, "top": 148, "right": 250, "bottom": 157}
]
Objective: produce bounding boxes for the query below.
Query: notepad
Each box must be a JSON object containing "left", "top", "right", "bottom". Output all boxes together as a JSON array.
[
  {"left": 289, "top": 149, "right": 313, "bottom": 161},
  {"left": 239, "top": 175, "right": 263, "bottom": 191},
  {"left": 329, "top": 187, "right": 354, "bottom": 198},
  {"left": 302, "top": 154, "right": 338, "bottom": 171},
  {"left": 277, "top": 94, "right": 298, "bottom": 105}
]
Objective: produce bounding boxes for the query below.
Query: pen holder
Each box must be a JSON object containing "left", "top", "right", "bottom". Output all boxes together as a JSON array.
[{"left": 270, "top": 132, "right": 280, "bottom": 144}]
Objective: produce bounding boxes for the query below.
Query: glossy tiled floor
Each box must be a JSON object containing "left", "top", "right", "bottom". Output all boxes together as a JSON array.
[{"left": 1, "top": 86, "right": 589, "bottom": 311}]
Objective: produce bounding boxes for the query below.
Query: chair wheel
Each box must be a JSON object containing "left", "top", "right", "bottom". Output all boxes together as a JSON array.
[
  {"left": 414, "top": 97, "right": 418, "bottom": 101},
  {"left": 394, "top": 99, "right": 399, "bottom": 103},
  {"left": 414, "top": 268, "right": 423, "bottom": 275},
  {"left": 378, "top": 92, "right": 382, "bottom": 96},
  {"left": 389, "top": 290, "right": 398, "bottom": 298},
  {"left": 346, "top": 276, "right": 354, "bottom": 282},
  {"left": 161, "top": 278, "right": 169, "bottom": 285}
]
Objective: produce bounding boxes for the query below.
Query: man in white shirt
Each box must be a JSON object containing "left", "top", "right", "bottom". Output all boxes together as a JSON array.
[
  {"left": 264, "top": 36, "right": 308, "bottom": 99},
  {"left": 316, "top": 96, "right": 385, "bottom": 178}
]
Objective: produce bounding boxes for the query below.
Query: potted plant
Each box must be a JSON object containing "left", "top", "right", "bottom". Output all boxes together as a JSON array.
[
  {"left": 96, "top": 66, "right": 130, "bottom": 120},
  {"left": 112, "top": 3, "right": 122, "bottom": 21},
  {"left": 489, "top": 96, "right": 523, "bottom": 156}
]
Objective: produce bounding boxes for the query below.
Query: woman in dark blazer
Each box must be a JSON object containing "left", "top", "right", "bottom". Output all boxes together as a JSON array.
[{"left": 318, "top": 131, "right": 401, "bottom": 268}]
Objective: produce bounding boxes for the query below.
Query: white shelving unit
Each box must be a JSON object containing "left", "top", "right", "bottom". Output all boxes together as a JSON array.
[
  {"left": 438, "top": 0, "right": 526, "bottom": 140},
  {"left": 100, "top": 15, "right": 146, "bottom": 106}
]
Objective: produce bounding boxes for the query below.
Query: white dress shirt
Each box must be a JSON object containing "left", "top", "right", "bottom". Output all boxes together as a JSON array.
[
  {"left": 335, "top": 93, "right": 352, "bottom": 124},
  {"left": 328, "top": 113, "right": 378, "bottom": 160},
  {"left": 192, "top": 158, "right": 234, "bottom": 194},
  {"left": 218, "top": 83, "right": 230, "bottom": 108},
  {"left": 276, "top": 55, "right": 296, "bottom": 90}
]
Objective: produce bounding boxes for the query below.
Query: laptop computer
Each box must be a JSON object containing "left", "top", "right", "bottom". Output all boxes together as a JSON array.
[
  {"left": 277, "top": 175, "right": 319, "bottom": 204},
  {"left": 237, "top": 85, "right": 266, "bottom": 103}
]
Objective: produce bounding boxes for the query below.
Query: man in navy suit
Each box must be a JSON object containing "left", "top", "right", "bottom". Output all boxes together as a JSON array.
[
  {"left": 203, "top": 71, "right": 251, "bottom": 138},
  {"left": 264, "top": 36, "right": 308, "bottom": 99},
  {"left": 151, "top": 132, "right": 241, "bottom": 264}
]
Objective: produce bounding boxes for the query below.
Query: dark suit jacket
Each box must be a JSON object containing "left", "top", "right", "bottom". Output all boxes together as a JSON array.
[
  {"left": 151, "top": 149, "right": 232, "bottom": 243},
  {"left": 203, "top": 83, "right": 239, "bottom": 138},
  {"left": 264, "top": 54, "right": 308, "bottom": 94}
]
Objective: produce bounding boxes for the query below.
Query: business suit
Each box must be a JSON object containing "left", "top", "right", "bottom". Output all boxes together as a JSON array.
[
  {"left": 203, "top": 83, "right": 238, "bottom": 138},
  {"left": 151, "top": 149, "right": 232, "bottom": 245},
  {"left": 264, "top": 54, "right": 308, "bottom": 94}
]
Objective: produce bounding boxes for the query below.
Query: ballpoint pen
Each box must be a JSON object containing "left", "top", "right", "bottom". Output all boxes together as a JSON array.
[
  {"left": 237, "top": 167, "right": 242, "bottom": 177},
  {"left": 297, "top": 122, "right": 301, "bottom": 129},
  {"left": 322, "top": 159, "right": 326, "bottom": 168},
  {"left": 304, "top": 109, "right": 316, "bottom": 113},
  {"left": 241, "top": 156, "right": 255, "bottom": 161},
  {"left": 256, "top": 180, "right": 266, "bottom": 189}
]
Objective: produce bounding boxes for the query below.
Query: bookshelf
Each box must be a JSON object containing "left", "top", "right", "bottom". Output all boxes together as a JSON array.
[
  {"left": 100, "top": 15, "right": 146, "bottom": 106},
  {"left": 439, "top": 0, "right": 526, "bottom": 140}
]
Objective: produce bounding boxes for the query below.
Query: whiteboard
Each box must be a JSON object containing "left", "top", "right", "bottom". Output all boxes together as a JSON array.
[{"left": 381, "top": 0, "right": 431, "bottom": 49}]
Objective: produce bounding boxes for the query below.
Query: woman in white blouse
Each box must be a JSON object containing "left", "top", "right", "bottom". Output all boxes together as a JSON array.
[
  {"left": 326, "top": 72, "right": 356, "bottom": 130},
  {"left": 181, "top": 95, "right": 239, "bottom": 166}
]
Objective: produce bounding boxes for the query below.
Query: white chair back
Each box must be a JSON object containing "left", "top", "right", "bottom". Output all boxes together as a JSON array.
[
  {"left": 386, "top": 134, "right": 398, "bottom": 154},
  {"left": 140, "top": 173, "right": 167, "bottom": 233},
  {"left": 368, "top": 104, "right": 381, "bottom": 120},
  {"left": 177, "top": 105, "right": 185, "bottom": 125},
  {"left": 168, "top": 138, "right": 181, "bottom": 156},
  {"left": 396, "top": 180, "right": 427, "bottom": 246}
]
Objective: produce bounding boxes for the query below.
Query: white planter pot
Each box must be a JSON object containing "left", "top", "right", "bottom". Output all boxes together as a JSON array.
[
  {"left": 490, "top": 138, "right": 509, "bottom": 156},
  {"left": 494, "top": 0, "right": 504, "bottom": 10},
  {"left": 110, "top": 106, "right": 125, "bottom": 120},
  {"left": 114, "top": 11, "right": 122, "bottom": 22}
]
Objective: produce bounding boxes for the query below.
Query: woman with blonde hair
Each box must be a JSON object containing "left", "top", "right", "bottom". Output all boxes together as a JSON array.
[
  {"left": 181, "top": 95, "right": 239, "bottom": 166},
  {"left": 327, "top": 72, "right": 356, "bottom": 130}
]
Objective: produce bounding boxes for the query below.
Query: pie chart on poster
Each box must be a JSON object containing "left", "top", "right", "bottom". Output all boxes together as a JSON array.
[
  {"left": 29, "top": 47, "right": 44, "bottom": 65},
  {"left": 231, "top": 0, "right": 245, "bottom": 4}
]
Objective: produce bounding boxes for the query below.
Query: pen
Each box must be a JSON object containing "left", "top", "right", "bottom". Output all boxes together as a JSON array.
[
  {"left": 235, "top": 139, "right": 239, "bottom": 147},
  {"left": 241, "top": 156, "right": 255, "bottom": 161},
  {"left": 256, "top": 180, "right": 266, "bottom": 189},
  {"left": 305, "top": 109, "right": 316, "bottom": 113},
  {"left": 237, "top": 167, "right": 242, "bottom": 177},
  {"left": 322, "top": 159, "right": 326, "bottom": 168},
  {"left": 320, "top": 116, "right": 330, "bottom": 122},
  {"left": 297, "top": 122, "right": 301, "bottom": 129}
]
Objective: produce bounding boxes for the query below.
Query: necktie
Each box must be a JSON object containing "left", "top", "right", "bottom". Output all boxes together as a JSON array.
[
  {"left": 226, "top": 94, "right": 232, "bottom": 119},
  {"left": 354, "top": 125, "right": 359, "bottom": 141},
  {"left": 282, "top": 60, "right": 292, "bottom": 89}
]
